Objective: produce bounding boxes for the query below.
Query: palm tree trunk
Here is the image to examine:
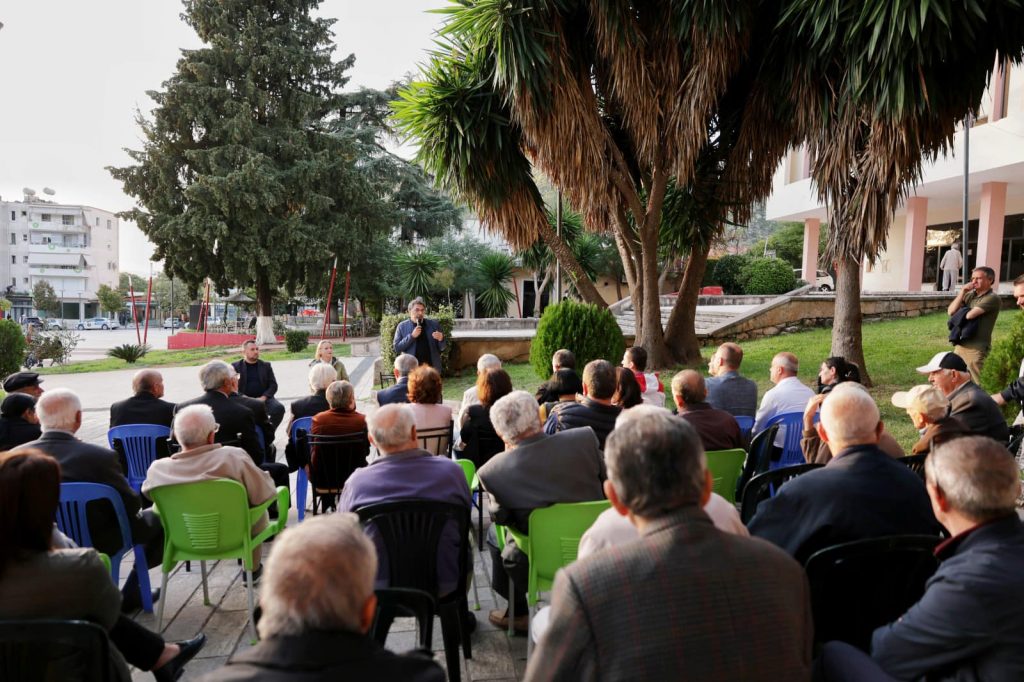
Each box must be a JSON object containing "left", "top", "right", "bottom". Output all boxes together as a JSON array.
[
  {"left": 665, "top": 242, "right": 711, "bottom": 365},
  {"left": 831, "top": 253, "right": 871, "bottom": 386},
  {"left": 637, "top": 223, "right": 673, "bottom": 367},
  {"left": 537, "top": 220, "right": 606, "bottom": 308}
]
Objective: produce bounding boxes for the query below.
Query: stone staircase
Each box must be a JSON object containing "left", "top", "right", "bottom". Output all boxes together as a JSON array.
[{"left": 610, "top": 295, "right": 746, "bottom": 338}]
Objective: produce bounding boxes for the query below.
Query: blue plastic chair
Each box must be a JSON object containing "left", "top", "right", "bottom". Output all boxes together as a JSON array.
[
  {"left": 289, "top": 416, "right": 313, "bottom": 521},
  {"left": 107, "top": 424, "right": 172, "bottom": 492},
  {"left": 55, "top": 482, "right": 154, "bottom": 613},
  {"left": 735, "top": 415, "right": 755, "bottom": 442},
  {"left": 762, "top": 411, "right": 817, "bottom": 469}
]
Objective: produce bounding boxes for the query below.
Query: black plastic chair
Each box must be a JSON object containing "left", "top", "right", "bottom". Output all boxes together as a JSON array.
[
  {"left": 740, "top": 463, "right": 823, "bottom": 524},
  {"left": 804, "top": 534, "right": 941, "bottom": 652},
  {"left": 418, "top": 421, "right": 455, "bottom": 458},
  {"left": 297, "top": 430, "right": 370, "bottom": 514},
  {"left": 0, "top": 619, "right": 113, "bottom": 681},
  {"left": 899, "top": 453, "right": 928, "bottom": 482},
  {"left": 735, "top": 424, "right": 780, "bottom": 501},
  {"left": 372, "top": 588, "right": 437, "bottom": 652},
  {"left": 379, "top": 371, "right": 396, "bottom": 388},
  {"left": 356, "top": 500, "right": 472, "bottom": 682}
]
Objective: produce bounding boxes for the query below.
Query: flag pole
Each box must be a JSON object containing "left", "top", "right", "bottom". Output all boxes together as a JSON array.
[{"left": 321, "top": 256, "right": 338, "bottom": 340}]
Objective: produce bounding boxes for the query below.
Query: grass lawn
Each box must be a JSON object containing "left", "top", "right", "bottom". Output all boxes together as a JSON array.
[
  {"left": 35, "top": 343, "right": 351, "bottom": 376},
  {"left": 439, "top": 310, "right": 1019, "bottom": 453}
]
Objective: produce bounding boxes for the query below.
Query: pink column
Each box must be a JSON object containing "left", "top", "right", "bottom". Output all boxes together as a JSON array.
[
  {"left": 976, "top": 182, "right": 1008, "bottom": 283},
  {"left": 802, "top": 218, "right": 820, "bottom": 284},
  {"left": 902, "top": 197, "right": 928, "bottom": 291}
]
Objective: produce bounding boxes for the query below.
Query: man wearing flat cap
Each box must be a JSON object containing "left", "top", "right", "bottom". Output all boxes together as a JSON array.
[
  {"left": 2, "top": 371, "right": 43, "bottom": 397},
  {"left": 891, "top": 384, "right": 969, "bottom": 455},
  {"left": 915, "top": 351, "right": 1008, "bottom": 442},
  {"left": 0, "top": 393, "right": 41, "bottom": 450}
]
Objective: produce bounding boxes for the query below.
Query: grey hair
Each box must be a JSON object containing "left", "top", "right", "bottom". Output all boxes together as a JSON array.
[
  {"left": 606, "top": 410, "right": 706, "bottom": 517},
  {"left": 36, "top": 388, "right": 81, "bottom": 432},
  {"left": 258, "top": 513, "right": 377, "bottom": 638},
  {"left": 367, "top": 404, "right": 416, "bottom": 452},
  {"left": 132, "top": 369, "right": 162, "bottom": 394},
  {"left": 491, "top": 390, "right": 542, "bottom": 444},
  {"left": 773, "top": 352, "right": 799, "bottom": 374},
  {"left": 174, "top": 404, "right": 217, "bottom": 448},
  {"left": 819, "top": 382, "right": 879, "bottom": 445},
  {"left": 326, "top": 380, "right": 355, "bottom": 410},
  {"left": 615, "top": 404, "right": 668, "bottom": 427},
  {"left": 407, "top": 297, "right": 426, "bottom": 312},
  {"left": 393, "top": 353, "right": 418, "bottom": 377},
  {"left": 309, "top": 363, "right": 337, "bottom": 392},
  {"left": 477, "top": 353, "right": 502, "bottom": 373},
  {"left": 927, "top": 436, "right": 1020, "bottom": 522},
  {"left": 199, "top": 360, "right": 236, "bottom": 391}
]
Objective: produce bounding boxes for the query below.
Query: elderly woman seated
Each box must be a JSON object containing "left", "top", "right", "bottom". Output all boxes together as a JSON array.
[
  {"left": 891, "top": 384, "right": 970, "bottom": 455},
  {"left": 456, "top": 368, "right": 513, "bottom": 468},
  {"left": 406, "top": 366, "right": 452, "bottom": 432}
]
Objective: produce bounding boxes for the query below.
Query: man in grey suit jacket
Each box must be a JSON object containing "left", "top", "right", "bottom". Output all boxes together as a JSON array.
[
  {"left": 392, "top": 298, "right": 446, "bottom": 370},
  {"left": 377, "top": 354, "right": 418, "bottom": 406},
  {"left": 705, "top": 342, "right": 758, "bottom": 417},
  {"left": 478, "top": 390, "right": 606, "bottom": 633},
  {"left": 526, "top": 408, "right": 811, "bottom": 681}
]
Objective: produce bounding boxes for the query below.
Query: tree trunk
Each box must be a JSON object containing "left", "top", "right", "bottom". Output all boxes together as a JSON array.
[
  {"left": 254, "top": 276, "right": 276, "bottom": 345},
  {"left": 830, "top": 253, "right": 871, "bottom": 386},
  {"left": 665, "top": 242, "right": 711, "bottom": 365},
  {"left": 636, "top": 223, "right": 673, "bottom": 368},
  {"left": 537, "top": 221, "right": 606, "bottom": 308}
]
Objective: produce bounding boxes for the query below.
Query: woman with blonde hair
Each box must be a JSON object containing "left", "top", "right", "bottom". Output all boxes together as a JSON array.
[{"left": 310, "top": 339, "right": 349, "bottom": 381}]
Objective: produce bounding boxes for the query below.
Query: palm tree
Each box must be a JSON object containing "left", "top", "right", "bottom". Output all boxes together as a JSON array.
[
  {"left": 395, "top": 250, "right": 443, "bottom": 301},
  {"left": 475, "top": 252, "right": 517, "bottom": 318}
]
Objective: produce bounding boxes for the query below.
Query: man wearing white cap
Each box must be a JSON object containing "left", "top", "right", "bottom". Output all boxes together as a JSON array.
[
  {"left": 916, "top": 351, "right": 1008, "bottom": 443},
  {"left": 891, "top": 384, "right": 970, "bottom": 455}
]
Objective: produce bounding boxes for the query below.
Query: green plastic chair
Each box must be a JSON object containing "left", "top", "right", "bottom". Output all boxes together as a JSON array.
[
  {"left": 149, "top": 479, "right": 289, "bottom": 641},
  {"left": 97, "top": 553, "right": 111, "bottom": 574},
  {"left": 705, "top": 448, "right": 747, "bottom": 503},
  {"left": 503, "top": 499, "right": 611, "bottom": 651},
  {"left": 453, "top": 459, "right": 481, "bottom": 610}
]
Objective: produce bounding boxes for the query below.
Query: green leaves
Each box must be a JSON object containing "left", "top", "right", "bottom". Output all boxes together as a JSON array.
[
  {"left": 395, "top": 250, "right": 446, "bottom": 299},
  {"left": 475, "top": 251, "right": 516, "bottom": 317}
]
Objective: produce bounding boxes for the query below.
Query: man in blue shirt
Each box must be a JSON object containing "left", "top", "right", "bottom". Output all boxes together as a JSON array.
[{"left": 393, "top": 298, "right": 446, "bottom": 370}]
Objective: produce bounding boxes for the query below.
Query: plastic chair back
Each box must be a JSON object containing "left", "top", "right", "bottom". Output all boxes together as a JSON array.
[
  {"left": 372, "top": 588, "right": 436, "bottom": 650},
  {"left": 805, "top": 535, "right": 941, "bottom": 651},
  {"left": 762, "top": 411, "right": 810, "bottom": 469},
  {"left": 150, "top": 479, "right": 257, "bottom": 569},
  {"left": 705, "top": 448, "right": 747, "bottom": 503},
  {"left": 107, "top": 424, "right": 172, "bottom": 492},
  {"left": 418, "top": 421, "right": 454, "bottom": 457},
  {"left": 0, "top": 619, "right": 113, "bottom": 682},
  {"left": 734, "top": 415, "right": 755, "bottom": 441},
  {"left": 455, "top": 459, "right": 476, "bottom": 489},
  {"left": 899, "top": 453, "right": 928, "bottom": 482},
  {"left": 297, "top": 430, "right": 369, "bottom": 513},
  {"left": 289, "top": 417, "right": 314, "bottom": 521},
  {"left": 735, "top": 424, "right": 779, "bottom": 500},
  {"left": 461, "top": 414, "right": 505, "bottom": 468},
  {"left": 55, "top": 484, "right": 132, "bottom": 579},
  {"left": 740, "top": 463, "right": 823, "bottom": 524}
]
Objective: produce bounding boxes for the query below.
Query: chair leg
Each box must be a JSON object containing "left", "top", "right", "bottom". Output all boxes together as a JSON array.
[
  {"left": 508, "top": 582, "right": 516, "bottom": 637},
  {"left": 460, "top": 593, "right": 472, "bottom": 660},
  {"left": 438, "top": 601, "right": 463, "bottom": 682},
  {"left": 133, "top": 544, "right": 154, "bottom": 613},
  {"left": 200, "top": 560, "right": 210, "bottom": 606},
  {"left": 477, "top": 490, "right": 484, "bottom": 548},
  {"left": 156, "top": 571, "right": 169, "bottom": 630},
  {"left": 245, "top": 570, "right": 258, "bottom": 643},
  {"left": 526, "top": 603, "right": 535, "bottom": 659},
  {"left": 296, "top": 468, "right": 308, "bottom": 522}
]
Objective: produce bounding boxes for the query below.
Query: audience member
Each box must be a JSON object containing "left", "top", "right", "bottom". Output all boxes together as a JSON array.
[
  {"left": 310, "top": 339, "right": 349, "bottom": 381},
  {"left": 312, "top": 380, "right": 368, "bottom": 437},
  {"left": 0, "top": 450, "right": 206, "bottom": 682},
  {"left": 0, "top": 393, "right": 40, "bottom": 451},
  {"left": 916, "top": 351, "right": 1009, "bottom": 442},
  {"left": 479, "top": 391, "right": 606, "bottom": 634},
  {"left": 753, "top": 352, "right": 816, "bottom": 448},
  {"left": 109, "top": 370, "right": 175, "bottom": 429},
  {"left": 816, "top": 356, "right": 860, "bottom": 394},
  {"left": 705, "top": 342, "right": 758, "bottom": 417},
  {"left": 230, "top": 381, "right": 278, "bottom": 459},
  {"left": 15, "top": 389, "right": 164, "bottom": 611},
  {"left": 283, "top": 363, "right": 336, "bottom": 470},
  {"left": 947, "top": 266, "right": 1000, "bottom": 382},
  {"left": 535, "top": 349, "right": 577, "bottom": 404},
  {"left": 891, "top": 385, "right": 970, "bottom": 455},
  {"left": 377, "top": 353, "right": 417, "bottom": 406},
  {"left": 538, "top": 368, "right": 583, "bottom": 422},
  {"left": 176, "top": 361, "right": 263, "bottom": 463},
  {"left": 2, "top": 370, "right": 44, "bottom": 397},
  {"left": 748, "top": 383, "right": 941, "bottom": 564},
  {"left": 392, "top": 297, "right": 446, "bottom": 370},
  {"left": 233, "top": 340, "right": 285, "bottom": 432},
  {"left": 457, "top": 353, "right": 502, "bottom": 427},
  {"left": 202, "top": 514, "right": 444, "bottom": 682},
  {"left": 143, "top": 405, "right": 277, "bottom": 573},
  {"left": 406, "top": 365, "right": 453, "bottom": 436},
  {"left": 816, "top": 436, "right": 1024, "bottom": 681},
  {"left": 612, "top": 367, "right": 643, "bottom": 409},
  {"left": 801, "top": 392, "right": 905, "bottom": 465},
  {"left": 525, "top": 410, "right": 811, "bottom": 681},
  {"left": 621, "top": 346, "right": 665, "bottom": 407},
  {"left": 456, "top": 367, "right": 513, "bottom": 468},
  {"left": 544, "top": 359, "right": 621, "bottom": 448},
  {"left": 671, "top": 370, "right": 743, "bottom": 451}
]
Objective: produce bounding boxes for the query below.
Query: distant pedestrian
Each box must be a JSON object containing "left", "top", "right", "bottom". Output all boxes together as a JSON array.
[{"left": 940, "top": 244, "right": 963, "bottom": 291}]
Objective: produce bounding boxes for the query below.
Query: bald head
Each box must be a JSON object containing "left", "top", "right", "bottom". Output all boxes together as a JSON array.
[
  {"left": 671, "top": 370, "right": 706, "bottom": 408},
  {"left": 819, "top": 383, "right": 881, "bottom": 449},
  {"left": 132, "top": 369, "right": 164, "bottom": 397},
  {"left": 366, "top": 404, "right": 417, "bottom": 454}
]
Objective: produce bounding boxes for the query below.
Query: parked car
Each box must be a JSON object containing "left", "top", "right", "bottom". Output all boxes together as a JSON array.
[
  {"left": 77, "top": 317, "right": 121, "bottom": 330},
  {"left": 162, "top": 318, "right": 186, "bottom": 329},
  {"left": 22, "top": 317, "right": 63, "bottom": 331},
  {"left": 794, "top": 269, "right": 835, "bottom": 292}
]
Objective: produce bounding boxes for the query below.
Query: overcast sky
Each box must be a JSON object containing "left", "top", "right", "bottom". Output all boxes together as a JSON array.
[{"left": 0, "top": 0, "right": 448, "bottom": 274}]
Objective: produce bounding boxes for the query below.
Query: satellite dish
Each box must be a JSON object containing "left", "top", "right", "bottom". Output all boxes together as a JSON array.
[
  {"left": 43, "top": 187, "right": 56, "bottom": 196},
  {"left": 23, "top": 188, "right": 36, "bottom": 196}
]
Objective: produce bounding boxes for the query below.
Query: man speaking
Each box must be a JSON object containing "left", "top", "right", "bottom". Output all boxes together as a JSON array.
[{"left": 393, "top": 297, "right": 446, "bottom": 370}]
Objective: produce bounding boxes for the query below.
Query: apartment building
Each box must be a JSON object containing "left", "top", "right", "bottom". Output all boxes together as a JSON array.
[{"left": 1, "top": 191, "right": 120, "bottom": 321}]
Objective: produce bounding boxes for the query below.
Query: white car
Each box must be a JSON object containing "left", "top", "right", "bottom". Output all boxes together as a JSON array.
[
  {"left": 795, "top": 269, "right": 835, "bottom": 292},
  {"left": 77, "top": 317, "right": 121, "bottom": 330},
  {"left": 162, "top": 318, "right": 186, "bottom": 329}
]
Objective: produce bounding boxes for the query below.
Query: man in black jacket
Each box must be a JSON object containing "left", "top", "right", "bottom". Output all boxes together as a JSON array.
[
  {"left": 109, "top": 369, "right": 176, "bottom": 428},
  {"left": 284, "top": 363, "right": 336, "bottom": 470},
  {"left": 543, "top": 359, "right": 621, "bottom": 449},
  {"left": 233, "top": 341, "right": 285, "bottom": 431},
  {"left": 0, "top": 393, "right": 41, "bottom": 450}
]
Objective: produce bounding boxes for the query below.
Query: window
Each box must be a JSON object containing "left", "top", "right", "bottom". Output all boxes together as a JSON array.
[
  {"left": 41, "top": 214, "right": 51, "bottom": 222},
  {"left": 62, "top": 215, "right": 74, "bottom": 226},
  {"left": 23, "top": 277, "right": 28, "bottom": 284},
  {"left": 106, "top": 219, "right": 112, "bottom": 229},
  {"left": 22, "top": 256, "right": 28, "bottom": 263},
  {"left": 22, "top": 234, "right": 27, "bottom": 242},
  {"left": 10, "top": 278, "right": 15, "bottom": 287},
  {"left": 8, "top": 234, "right": 14, "bottom": 245},
  {"left": 41, "top": 237, "right": 51, "bottom": 244},
  {"left": 9, "top": 255, "right": 14, "bottom": 265},
  {"left": 95, "top": 217, "right": 99, "bottom": 226},
  {"left": 10, "top": 211, "right": 14, "bottom": 221}
]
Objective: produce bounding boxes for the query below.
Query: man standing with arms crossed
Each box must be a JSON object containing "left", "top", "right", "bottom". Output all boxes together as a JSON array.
[{"left": 947, "top": 266, "right": 1001, "bottom": 383}]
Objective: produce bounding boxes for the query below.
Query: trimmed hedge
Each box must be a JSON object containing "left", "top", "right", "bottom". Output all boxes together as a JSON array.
[
  {"left": 284, "top": 329, "right": 310, "bottom": 353},
  {"left": 981, "top": 309, "right": 1024, "bottom": 419},
  {"left": 741, "top": 257, "right": 797, "bottom": 295},
  {"left": 380, "top": 304, "right": 455, "bottom": 377},
  {"left": 529, "top": 300, "right": 625, "bottom": 381},
  {"left": 712, "top": 255, "right": 750, "bottom": 294},
  {"left": 0, "top": 320, "right": 26, "bottom": 377}
]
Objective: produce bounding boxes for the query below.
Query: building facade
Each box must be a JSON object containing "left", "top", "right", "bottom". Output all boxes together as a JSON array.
[
  {"left": 0, "top": 193, "right": 120, "bottom": 321},
  {"left": 766, "top": 60, "right": 1024, "bottom": 292}
]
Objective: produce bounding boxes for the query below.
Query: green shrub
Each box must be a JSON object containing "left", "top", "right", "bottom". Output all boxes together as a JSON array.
[
  {"left": 702, "top": 258, "right": 720, "bottom": 286},
  {"left": 741, "top": 257, "right": 797, "bottom": 295},
  {"left": 530, "top": 300, "right": 626, "bottom": 381},
  {"left": 379, "top": 304, "right": 456, "bottom": 377},
  {"left": 108, "top": 343, "right": 150, "bottom": 364},
  {"left": 981, "top": 310, "right": 1024, "bottom": 421},
  {"left": 712, "top": 255, "right": 750, "bottom": 294},
  {"left": 272, "top": 318, "right": 287, "bottom": 336},
  {"left": 284, "top": 329, "right": 310, "bottom": 353},
  {"left": 0, "top": 320, "right": 27, "bottom": 377}
]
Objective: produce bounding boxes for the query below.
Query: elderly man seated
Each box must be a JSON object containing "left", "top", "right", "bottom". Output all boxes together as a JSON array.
[
  {"left": 670, "top": 370, "right": 744, "bottom": 451},
  {"left": 142, "top": 405, "right": 276, "bottom": 577},
  {"left": 748, "top": 383, "right": 941, "bottom": 564},
  {"left": 815, "top": 436, "right": 1024, "bottom": 681},
  {"left": 544, "top": 359, "right": 622, "bottom": 449},
  {"left": 109, "top": 369, "right": 176, "bottom": 429},
  {"left": 200, "top": 514, "right": 444, "bottom": 681},
  {"left": 916, "top": 351, "right": 1009, "bottom": 443},
  {"left": 891, "top": 384, "right": 970, "bottom": 455}
]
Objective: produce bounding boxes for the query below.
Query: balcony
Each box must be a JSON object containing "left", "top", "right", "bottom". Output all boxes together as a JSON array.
[
  {"left": 29, "top": 243, "right": 89, "bottom": 254},
  {"left": 28, "top": 219, "right": 88, "bottom": 234}
]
